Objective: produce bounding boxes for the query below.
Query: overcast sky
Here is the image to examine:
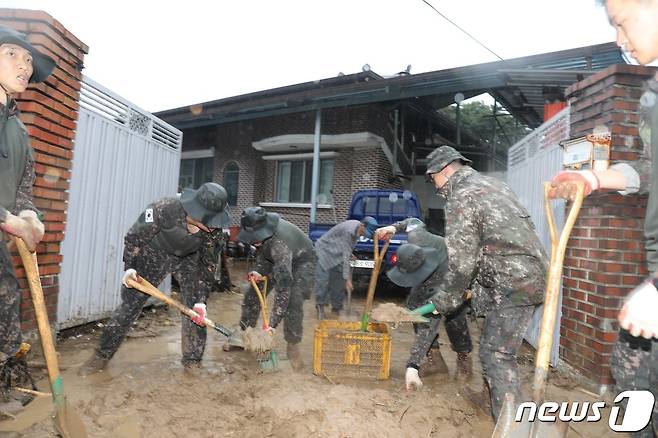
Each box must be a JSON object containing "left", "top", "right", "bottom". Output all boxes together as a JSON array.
[{"left": 5, "top": 0, "right": 617, "bottom": 113}]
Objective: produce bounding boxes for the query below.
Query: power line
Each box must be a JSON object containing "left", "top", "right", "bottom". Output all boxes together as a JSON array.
[{"left": 420, "top": 0, "right": 505, "bottom": 62}]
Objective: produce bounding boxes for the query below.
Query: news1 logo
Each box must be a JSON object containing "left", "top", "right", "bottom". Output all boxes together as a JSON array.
[{"left": 515, "top": 390, "right": 655, "bottom": 432}]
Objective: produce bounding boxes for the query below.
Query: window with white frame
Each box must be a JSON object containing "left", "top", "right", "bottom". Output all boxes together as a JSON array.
[
  {"left": 179, "top": 148, "right": 215, "bottom": 190},
  {"left": 275, "top": 158, "right": 334, "bottom": 204},
  {"left": 224, "top": 161, "right": 239, "bottom": 206}
]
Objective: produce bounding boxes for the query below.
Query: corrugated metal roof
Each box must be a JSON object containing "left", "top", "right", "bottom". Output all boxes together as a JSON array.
[{"left": 157, "top": 42, "right": 625, "bottom": 130}]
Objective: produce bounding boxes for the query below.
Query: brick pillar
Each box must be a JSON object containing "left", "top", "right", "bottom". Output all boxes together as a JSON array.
[
  {"left": 560, "top": 65, "right": 656, "bottom": 389},
  {"left": 0, "top": 9, "right": 88, "bottom": 332}
]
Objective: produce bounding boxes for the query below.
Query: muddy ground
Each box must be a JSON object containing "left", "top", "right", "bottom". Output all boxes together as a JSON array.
[{"left": 0, "top": 259, "right": 629, "bottom": 437}]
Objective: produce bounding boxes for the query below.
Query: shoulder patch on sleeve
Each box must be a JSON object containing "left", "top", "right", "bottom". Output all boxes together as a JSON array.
[{"left": 144, "top": 208, "right": 154, "bottom": 223}]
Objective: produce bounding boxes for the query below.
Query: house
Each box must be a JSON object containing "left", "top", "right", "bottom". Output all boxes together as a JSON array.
[{"left": 156, "top": 42, "right": 624, "bottom": 233}]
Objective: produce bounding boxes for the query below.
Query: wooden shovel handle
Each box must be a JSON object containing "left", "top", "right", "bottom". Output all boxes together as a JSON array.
[
  {"left": 126, "top": 277, "right": 230, "bottom": 335},
  {"left": 250, "top": 278, "right": 269, "bottom": 328},
  {"left": 361, "top": 234, "right": 390, "bottom": 330},
  {"left": 15, "top": 239, "right": 62, "bottom": 390},
  {"left": 533, "top": 181, "right": 585, "bottom": 402},
  {"left": 128, "top": 277, "right": 198, "bottom": 319}
]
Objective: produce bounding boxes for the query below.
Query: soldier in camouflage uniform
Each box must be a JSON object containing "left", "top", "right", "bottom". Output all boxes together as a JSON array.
[
  {"left": 78, "top": 183, "right": 231, "bottom": 376},
  {"left": 0, "top": 26, "right": 55, "bottom": 411},
  {"left": 550, "top": 1, "right": 658, "bottom": 434},
  {"left": 382, "top": 146, "right": 548, "bottom": 420},
  {"left": 380, "top": 219, "right": 472, "bottom": 390},
  {"left": 233, "top": 207, "right": 315, "bottom": 371}
]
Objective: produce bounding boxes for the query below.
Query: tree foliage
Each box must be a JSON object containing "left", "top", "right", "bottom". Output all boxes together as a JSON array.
[{"left": 439, "top": 101, "right": 531, "bottom": 151}]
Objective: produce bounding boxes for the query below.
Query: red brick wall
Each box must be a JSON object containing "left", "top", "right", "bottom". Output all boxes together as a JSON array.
[
  {"left": 0, "top": 9, "right": 87, "bottom": 332},
  {"left": 182, "top": 105, "right": 400, "bottom": 231},
  {"left": 561, "top": 65, "right": 655, "bottom": 386}
]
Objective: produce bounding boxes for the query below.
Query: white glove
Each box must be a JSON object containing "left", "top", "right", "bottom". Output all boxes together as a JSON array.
[
  {"left": 19, "top": 209, "right": 45, "bottom": 241},
  {"left": 619, "top": 278, "right": 658, "bottom": 339},
  {"left": 375, "top": 225, "right": 396, "bottom": 241},
  {"left": 405, "top": 367, "right": 422, "bottom": 390},
  {"left": 247, "top": 271, "right": 263, "bottom": 282},
  {"left": 122, "top": 269, "right": 139, "bottom": 287},
  {"left": 549, "top": 170, "right": 600, "bottom": 200},
  {"left": 1, "top": 211, "right": 42, "bottom": 252},
  {"left": 191, "top": 303, "right": 207, "bottom": 327}
]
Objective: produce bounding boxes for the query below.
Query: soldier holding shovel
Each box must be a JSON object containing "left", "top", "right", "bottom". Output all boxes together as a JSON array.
[
  {"left": 78, "top": 182, "right": 231, "bottom": 376},
  {"left": 0, "top": 25, "right": 55, "bottom": 410},
  {"left": 549, "top": 1, "right": 658, "bottom": 434}
]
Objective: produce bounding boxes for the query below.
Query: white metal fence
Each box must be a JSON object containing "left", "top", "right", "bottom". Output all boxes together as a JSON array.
[
  {"left": 58, "top": 76, "right": 182, "bottom": 329},
  {"left": 507, "top": 107, "right": 569, "bottom": 366}
]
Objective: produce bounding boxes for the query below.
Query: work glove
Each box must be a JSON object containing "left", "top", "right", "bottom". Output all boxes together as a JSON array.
[
  {"left": 19, "top": 210, "right": 45, "bottom": 246},
  {"left": 247, "top": 271, "right": 263, "bottom": 282},
  {"left": 548, "top": 170, "right": 600, "bottom": 201},
  {"left": 1, "top": 211, "right": 41, "bottom": 252},
  {"left": 122, "top": 269, "right": 140, "bottom": 287},
  {"left": 375, "top": 225, "right": 396, "bottom": 241},
  {"left": 619, "top": 277, "right": 658, "bottom": 339},
  {"left": 191, "top": 303, "right": 207, "bottom": 327},
  {"left": 405, "top": 367, "right": 422, "bottom": 391}
]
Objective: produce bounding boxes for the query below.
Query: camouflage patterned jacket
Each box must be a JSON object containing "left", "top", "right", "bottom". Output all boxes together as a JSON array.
[
  {"left": 123, "top": 197, "right": 224, "bottom": 279},
  {"left": 0, "top": 97, "right": 37, "bottom": 223},
  {"left": 610, "top": 74, "right": 658, "bottom": 271},
  {"left": 397, "top": 167, "right": 548, "bottom": 315},
  {"left": 254, "top": 219, "right": 315, "bottom": 328}
]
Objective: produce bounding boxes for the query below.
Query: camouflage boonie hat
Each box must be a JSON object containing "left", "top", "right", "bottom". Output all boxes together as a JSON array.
[
  {"left": 0, "top": 26, "right": 56, "bottom": 83},
  {"left": 425, "top": 145, "right": 472, "bottom": 175},
  {"left": 180, "top": 182, "right": 231, "bottom": 228},
  {"left": 386, "top": 242, "right": 447, "bottom": 287},
  {"left": 238, "top": 206, "right": 280, "bottom": 243}
]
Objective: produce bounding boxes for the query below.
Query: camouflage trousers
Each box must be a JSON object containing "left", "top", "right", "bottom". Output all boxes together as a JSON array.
[
  {"left": 480, "top": 303, "right": 535, "bottom": 421},
  {"left": 610, "top": 329, "right": 658, "bottom": 438},
  {"left": 0, "top": 239, "right": 21, "bottom": 358},
  {"left": 314, "top": 264, "right": 345, "bottom": 311},
  {"left": 96, "top": 247, "right": 209, "bottom": 365},
  {"left": 408, "top": 304, "right": 473, "bottom": 367},
  {"left": 240, "top": 260, "right": 315, "bottom": 345}
]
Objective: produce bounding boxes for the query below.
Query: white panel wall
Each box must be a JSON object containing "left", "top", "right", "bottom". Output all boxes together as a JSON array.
[
  {"left": 507, "top": 107, "right": 569, "bottom": 366},
  {"left": 58, "top": 77, "right": 182, "bottom": 329}
]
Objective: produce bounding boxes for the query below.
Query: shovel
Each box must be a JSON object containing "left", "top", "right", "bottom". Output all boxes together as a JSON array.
[
  {"left": 492, "top": 181, "right": 585, "bottom": 438},
  {"left": 15, "top": 238, "right": 88, "bottom": 438},
  {"left": 360, "top": 235, "right": 390, "bottom": 331},
  {"left": 125, "top": 277, "right": 234, "bottom": 338},
  {"left": 249, "top": 278, "right": 278, "bottom": 370}
]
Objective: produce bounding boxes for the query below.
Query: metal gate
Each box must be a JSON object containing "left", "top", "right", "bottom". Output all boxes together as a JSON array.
[
  {"left": 506, "top": 107, "right": 569, "bottom": 366},
  {"left": 58, "top": 77, "right": 182, "bottom": 329}
]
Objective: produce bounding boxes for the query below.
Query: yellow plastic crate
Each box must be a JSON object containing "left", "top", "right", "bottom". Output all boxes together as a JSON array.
[{"left": 313, "top": 320, "right": 391, "bottom": 380}]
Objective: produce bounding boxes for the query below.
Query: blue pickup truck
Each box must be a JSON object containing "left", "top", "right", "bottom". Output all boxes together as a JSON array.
[{"left": 309, "top": 189, "right": 423, "bottom": 287}]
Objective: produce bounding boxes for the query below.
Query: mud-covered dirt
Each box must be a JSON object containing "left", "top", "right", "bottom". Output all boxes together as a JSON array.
[{"left": 0, "top": 260, "right": 628, "bottom": 437}]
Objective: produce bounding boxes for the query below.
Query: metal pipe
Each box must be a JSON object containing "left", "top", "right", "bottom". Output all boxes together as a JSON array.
[
  {"left": 456, "top": 103, "right": 461, "bottom": 146},
  {"left": 310, "top": 109, "right": 322, "bottom": 223},
  {"left": 490, "top": 101, "right": 497, "bottom": 171},
  {"left": 393, "top": 109, "right": 399, "bottom": 174}
]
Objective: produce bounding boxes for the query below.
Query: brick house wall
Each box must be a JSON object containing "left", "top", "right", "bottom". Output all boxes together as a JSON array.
[
  {"left": 181, "top": 104, "right": 401, "bottom": 231},
  {"left": 560, "top": 65, "right": 655, "bottom": 388},
  {"left": 0, "top": 9, "right": 87, "bottom": 333}
]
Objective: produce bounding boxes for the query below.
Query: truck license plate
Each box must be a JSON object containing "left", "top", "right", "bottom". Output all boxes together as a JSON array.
[{"left": 350, "top": 260, "right": 375, "bottom": 268}]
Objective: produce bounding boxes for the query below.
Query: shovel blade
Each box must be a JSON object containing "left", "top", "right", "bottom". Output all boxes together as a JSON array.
[
  {"left": 54, "top": 396, "right": 88, "bottom": 438},
  {"left": 491, "top": 394, "right": 569, "bottom": 438},
  {"left": 257, "top": 350, "right": 279, "bottom": 371}
]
